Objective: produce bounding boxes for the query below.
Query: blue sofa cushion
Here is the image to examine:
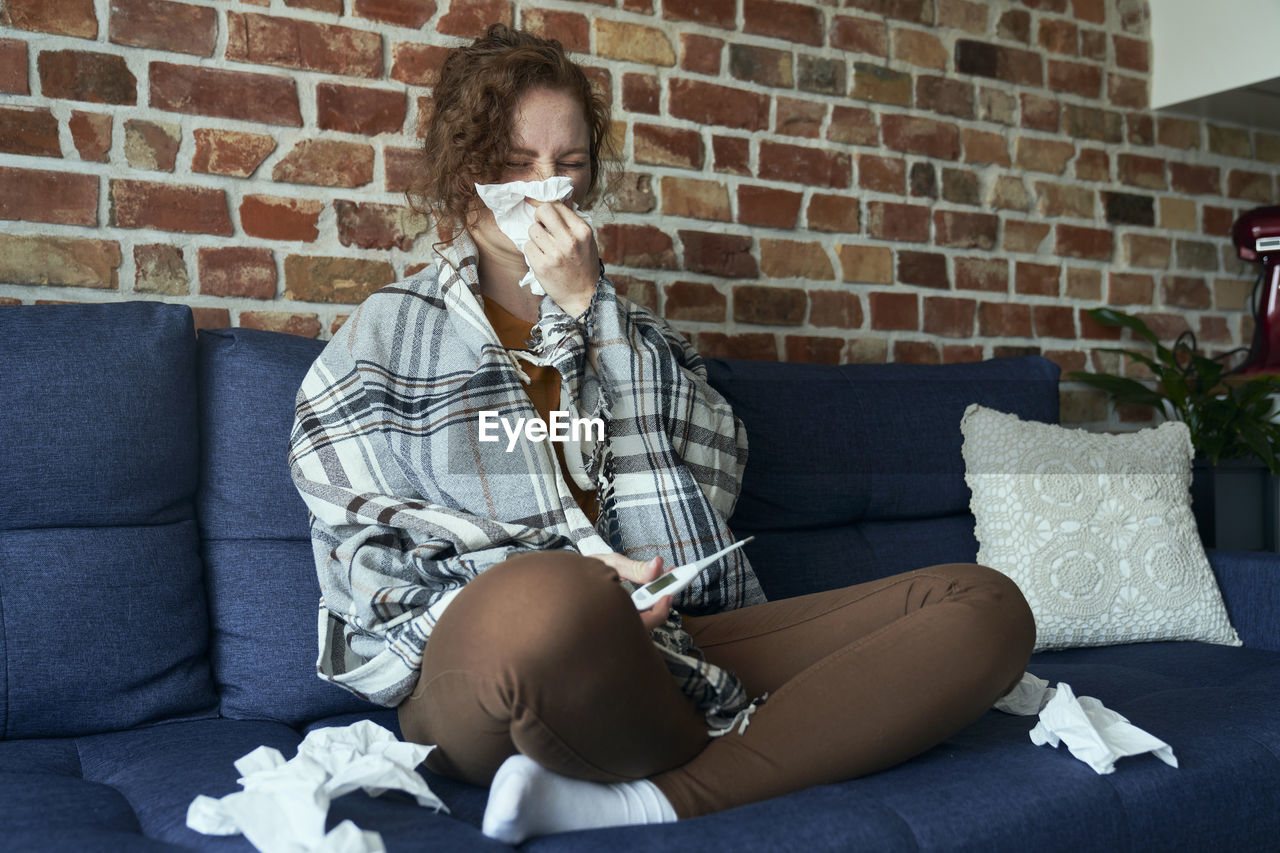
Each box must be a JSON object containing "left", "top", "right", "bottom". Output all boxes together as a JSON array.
[
  {"left": 0, "top": 302, "right": 216, "bottom": 739},
  {"left": 705, "top": 355, "right": 1060, "bottom": 599},
  {"left": 197, "top": 327, "right": 375, "bottom": 725}
]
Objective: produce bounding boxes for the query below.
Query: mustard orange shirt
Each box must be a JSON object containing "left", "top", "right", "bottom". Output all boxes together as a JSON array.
[{"left": 482, "top": 296, "right": 598, "bottom": 525}]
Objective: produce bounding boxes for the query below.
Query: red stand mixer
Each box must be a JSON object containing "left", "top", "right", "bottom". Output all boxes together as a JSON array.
[{"left": 1233, "top": 205, "right": 1280, "bottom": 374}]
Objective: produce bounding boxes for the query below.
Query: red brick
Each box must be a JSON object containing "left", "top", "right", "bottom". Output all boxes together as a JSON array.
[
  {"left": 942, "top": 344, "right": 985, "bottom": 363},
  {"left": 390, "top": 43, "right": 449, "bottom": 87},
  {"left": 882, "top": 114, "right": 960, "bottom": 160},
  {"left": 729, "top": 43, "right": 793, "bottom": 88},
  {"left": 858, "top": 154, "right": 906, "bottom": 193},
  {"left": 1104, "top": 272, "right": 1152, "bottom": 306},
  {"left": 0, "top": 167, "right": 97, "bottom": 226},
  {"left": 978, "top": 302, "right": 1031, "bottom": 337},
  {"left": 916, "top": 76, "right": 975, "bottom": 119},
  {"left": 1074, "top": 148, "right": 1109, "bottom": 182},
  {"left": 664, "top": 280, "right": 725, "bottom": 322},
  {"left": 109, "top": 179, "right": 231, "bottom": 235},
  {"left": 438, "top": 0, "right": 513, "bottom": 38},
  {"left": 1032, "top": 305, "right": 1074, "bottom": 338},
  {"left": 620, "top": 72, "right": 659, "bottom": 115},
  {"left": 1038, "top": 18, "right": 1078, "bottom": 54},
  {"left": 738, "top": 185, "right": 803, "bottom": 229},
  {"left": 1036, "top": 181, "right": 1095, "bottom": 218},
  {"left": 612, "top": 172, "right": 656, "bottom": 214},
  {"left": 939, "top": 0, "right": 988, "bottom": 33},
  {"left": 1047, "top": 59, "right": 1102, "bottom": 97},
  {"left": 759, "top": 141, "right": 850, "bottom": 189},
  {"left": 808, "top": 290, "right": 863, "bottom": 329},
  {"left": 955, "top": 258, "right": 1009, "bottom": 292},
  {"left": 775, "top": 97, "right": 825, "bottom": 138},
  {"left": 273, "top": 140, "right": 374, "bottom": 188},
  {"left": 955, "top": 39, "right": 1044, "bottom": 86},
  {"left": 670, "top": 78, "right": 769, "bottom": 131},
  {"left": 680, "top": 33, "right": 723, "bottom": 74},
  {"left": 123, "top": 118, "right": 180, "bottom": 171},
  {"left": 1064, "top": 103, "right": 1124, "bottom": 143},
  {"left": 961, "top": 128, "right": 1009, "bottom": 166},
  {"left": 191, "top": 307, "right": 231, "bottom": 331},
  {"left": 1157, "top": 116, "right": 1199, "bottom": 149},
  {"left": 0, "top": 233, "right": 119, "bottom": 289},
  {"left": 0, "top": 106, "right": 61, "bottom": 158},
  {"left": 895, "top": 28, "right": 947, "bottom": 69},
  {"left": 335, "top": 200, "right": 430, "bottom": 251},
  {"left": 198, "top": 247, "right": 276, "bottom": 299},
  {"left": 150, "top": 62, "right": 301, "bottom": 126},
  {"left": 227, "top": 12, "right": 382, "bottom": 78},
  {"left": 1228, "top": 169, "right": 1272, "bottom": 202},
  {"left": 133, "top": 243, "right": 188, "bottom": 295},
  {"left": 599, "top": 224, "right": 678, "bottom": 269},
  {"left": 1134, "top": 312, "right": 1192, "bottom": 343},
  {"left": 695, "top": 332, "right": 777, "bottom": 361},
  {"left": 611, "top": 274, "right": 657, "bottom": 312},
  {"left": 832, "top": 14, "right": 887, "bottom": 57},
  {"left": 997, "top": 8, "right": 1030, "bottom": 42},
  {"left": 0, "top": 38, "right": 29, "bottom": 95},
  {"left": 192, "top": 129, "right": 276, "bottom": 178},
  {"left": 1169, "top": 163, "right": 1220, "bottom": 196},
  {"left": 1055, "top": 224, "right": 1113, "bottom": 260},
  {"left": 712, "top": 136, "right": 750, "bottom": 176},
  {"left": 354, "top": 0, "right": 436, "bottom": 28},
  {"left": 1162, "top": 275, "right": 1211, "bottom": 309},
  {"left": 240, "top": 195, "right": 324, "bottom": 242},
  {"left": 807, "top": 194, "right": 860, "bottom": 234},
  {"left": 1002, "top": 220, "right": 1049, "bottom": 255},
  {"left": 785, "top": 336, "right": 845, "bottom": 364},
  {"left": 868, "top": 201, "right": 930, "bottom": 242},
  {"left": 287, "top": 0, "right": 343, "bottom": 12},
  {"left": 1108, "top": 74, "right": 1147, "bottom": 109},
  {"left": 635, "top": 124, "right": 704, "bottom": 170},
  {"left": 663, "top": 0, "right": 736, "bottom": 29},
  {"left": 934, "top": 210, "right": 998, "bottom": 249},
  {"left": 839, "top": 245, "right": 893, "bottom": 284},
  {"left": 1123, "top": 234, "right": 1171, "bottom": 269},
  {"left": 1208, "top": 124, "right": 1251, "bottom": 158},
  {"left": 761, "top": 239, "right": 834, "bottom": 280},
  {"left": 894, "top": 340, "right": 941, "bottom": 364},
  {"left": 239, "top": 311, "right": 322, "bottom": 339},
  {"left": 1014, "top": 137, "right": 1074, "bottom": 174},
  {"left": 662, "top": 176, "right": 731, "bottom": 222},
  {"left": 798, "top": 54, "right": 844, "bottom": 96},
  {"left": 317, "top": 83, "right": 406, "bottom": 136},
  {"left": 109, "top": 0, "right": 215, "bottom": 56},
  {"left": 1020, "top": 93, "right": 1059, "bottom": 132},
  {"left": 69, "top": 111, "right": 110, "bottom": 162},
  {"left": 744, "top": 0, "right": 823, "bottom": 46},
  {"left": 1203, "top": 206, "right": 1235, "bottom": 238},
  {"left": 38, "top": 49, "right": 136, "bottom": 104},
  {"left": 1, "top": 0, "right": 97, "bottom": 39},
  {"left": 828, "top": 106, "right": 879, "bottom": 146},
  {"left": 1015, "top": 262, "right": 1060, "bottom": 296},
  {"left": 284, "top": 255, "right": 395, "bottom": 304},
  {"left": 1079, "top": 309, "right": 1123, "bottom": 341},
  {"left": 869, "top": 291, "right": 918, "bottom": 331},
  {"left": 383, "top": 146, "right": 419, "bottom": 193},
  {"left": 851, "top": 63, "right": 912, "bottom": 106},
  {"left": 924, "top": 295, "right": 976, "bottom": 338},
  {"left": 734, "top": 284, "right": 807, "bottom": 325},
  {"left": 1117, "top": 153, "right": 1166, "bottom": 189},
  {"left": 1114, "top": 35, "right": 1148, "bottom": 71},
  {"left": 681, "top": 230, "right": 758, "bottom": 279},
  {"left": 898, "top": 251, "right": 948, "bottom": 288}
]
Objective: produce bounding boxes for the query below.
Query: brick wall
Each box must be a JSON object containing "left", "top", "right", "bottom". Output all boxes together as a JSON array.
[{"left": 1, "top": 0, "right": 1277, "bottom": 426}]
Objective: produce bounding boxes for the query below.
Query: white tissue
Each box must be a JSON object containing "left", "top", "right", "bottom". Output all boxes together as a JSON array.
[
  {"left": 474, "top": 176, "right": 593, "bottom": 296},
  {"left": 187, "top": 720, "right": 447, "bottom": 853},
  {"left": 994, "top": 673, "right": 1178, "bottom": 775}
]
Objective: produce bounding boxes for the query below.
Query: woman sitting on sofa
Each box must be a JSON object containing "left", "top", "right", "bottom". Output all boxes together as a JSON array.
[{"left": 288, "top": 24, "right": 1035, "bottom": 845}]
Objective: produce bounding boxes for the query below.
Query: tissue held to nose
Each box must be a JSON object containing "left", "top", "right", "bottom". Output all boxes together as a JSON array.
[{"left": 474, "top": 177, "right": 594, "bottom": 296}]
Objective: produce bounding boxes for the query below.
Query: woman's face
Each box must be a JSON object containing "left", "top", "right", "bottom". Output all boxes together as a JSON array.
[{"left": 498, "top": 85, "right": 593, "bottom": 207}]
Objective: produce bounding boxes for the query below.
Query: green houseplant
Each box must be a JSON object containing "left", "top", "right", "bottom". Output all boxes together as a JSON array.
[{"left": 1069, "top": 307, "right": 1280, "bottom": 550}]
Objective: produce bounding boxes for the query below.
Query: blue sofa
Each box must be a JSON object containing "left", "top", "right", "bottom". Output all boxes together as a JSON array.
[{"left": 2, "top": 300, "right": 1277, "bottom": 852}]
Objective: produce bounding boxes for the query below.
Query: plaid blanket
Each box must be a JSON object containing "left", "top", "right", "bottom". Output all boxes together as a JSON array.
[{"left": 288, "top": 230, "right": 766, "bottom": 732}]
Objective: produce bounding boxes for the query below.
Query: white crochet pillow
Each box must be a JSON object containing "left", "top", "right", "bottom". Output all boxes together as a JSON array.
[{"left": 960, "top": 404, "right": 1241, "bottom": 652}]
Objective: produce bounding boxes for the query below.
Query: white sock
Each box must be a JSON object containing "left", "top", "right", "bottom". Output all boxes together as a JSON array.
[{"left": 481, "top": 754, "right": 677, "bottom": 844}]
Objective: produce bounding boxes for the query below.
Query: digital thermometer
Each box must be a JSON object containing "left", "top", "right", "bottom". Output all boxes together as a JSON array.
[{"left": 631, "top": 537, "right": 755, "bottom": 611}]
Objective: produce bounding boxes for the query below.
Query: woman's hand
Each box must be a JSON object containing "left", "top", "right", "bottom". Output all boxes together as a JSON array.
[
  {"left": 593, "top": 552, "right": 672, "bottom": 632},
  {"left": 524, "top": 200, "right": 599, "bottom": 318}
]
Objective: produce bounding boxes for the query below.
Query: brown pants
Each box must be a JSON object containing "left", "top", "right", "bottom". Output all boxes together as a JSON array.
[{"left": 398, "top": 550, "right": 1035, "bottom": 819}]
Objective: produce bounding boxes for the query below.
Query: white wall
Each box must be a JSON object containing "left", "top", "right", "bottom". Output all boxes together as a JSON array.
[{"left": 1150, "top": 0, "right": 1280, "bottom": 108}]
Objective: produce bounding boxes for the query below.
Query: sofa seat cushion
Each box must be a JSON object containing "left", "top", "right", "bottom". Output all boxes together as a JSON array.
[
  {"left": 0, "top": 302, "right": 216, "bottom": 739},
  {"left": 196, "top": 327, "right": 374, "bottom": 726}
]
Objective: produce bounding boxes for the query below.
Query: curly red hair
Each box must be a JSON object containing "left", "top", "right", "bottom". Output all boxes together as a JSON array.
[{"left": 409, "top": 24, "right": 616, "bottom": 234}]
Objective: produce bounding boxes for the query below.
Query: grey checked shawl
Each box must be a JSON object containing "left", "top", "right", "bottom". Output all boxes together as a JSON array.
[{"left": 288, "top": 231, "right": 766, "bottom": 732}]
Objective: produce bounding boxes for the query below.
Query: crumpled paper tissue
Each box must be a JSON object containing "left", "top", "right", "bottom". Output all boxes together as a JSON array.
[
  {"left": 474, "top": 176, "right": 594, "bottom": 296},
  {"left": 187, "top": 720, "right": 447, "bottom": 853},
  {"left": 994, "top": 672, "right": 1178, "bottom": 774}
]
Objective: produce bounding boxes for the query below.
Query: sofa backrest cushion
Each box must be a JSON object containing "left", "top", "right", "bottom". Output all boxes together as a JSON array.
[
  {"left": 0, "top": 302, "right": 217, "bottom": 738},
  {"left": 197, "top": 327, "right": 376, "bottom": 725},
  {"left": 705, "top": 355, "right": 1061, "bottom": 600}
]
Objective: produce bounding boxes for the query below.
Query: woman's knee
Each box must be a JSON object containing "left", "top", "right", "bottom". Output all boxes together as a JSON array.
[{"left": 927, "top": 563, "right": 1037, "bottom": 661}]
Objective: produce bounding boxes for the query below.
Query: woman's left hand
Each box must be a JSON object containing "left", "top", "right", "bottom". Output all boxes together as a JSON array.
[
  {"left": 524, "top": 200, "right": 599, "bottom": 318},
  {"left": 593, "top": 552, "right": 672, "bottom": 632}
]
